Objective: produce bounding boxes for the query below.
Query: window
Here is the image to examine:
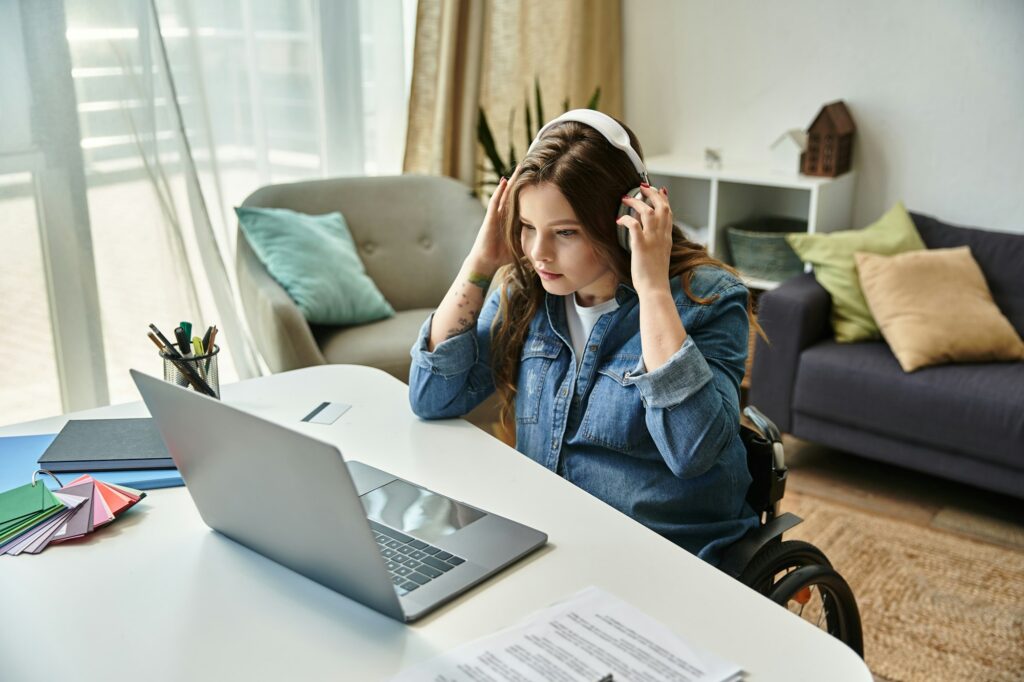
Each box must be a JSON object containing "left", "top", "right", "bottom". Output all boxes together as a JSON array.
[{"left": 1, "top": 0, "right": 417, "bottom": 426}]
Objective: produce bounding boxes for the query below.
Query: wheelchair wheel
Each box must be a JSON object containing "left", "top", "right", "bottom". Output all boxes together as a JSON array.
[
  {"left": 770, "top": 564, "right": 864, "bottom": 658},
  {"left": 738, "top": 539, "right": 831, "bottom": 595}
]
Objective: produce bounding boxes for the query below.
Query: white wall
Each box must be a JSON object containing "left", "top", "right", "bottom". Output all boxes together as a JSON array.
[{"left": 622, "top": 0, "right": 1024, "bottom": 234}]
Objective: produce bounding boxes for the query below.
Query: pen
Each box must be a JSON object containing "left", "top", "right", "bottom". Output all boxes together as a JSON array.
[
  {"left": 201, "top": 326, "right": 213, "bottom": 354},
  {"left": 175, "top": 326, "right": 192, "bottom": 356},
  {"left": 180, "top": 321, "right": 192, "bottom": 339},
  {"left": 192, "top": 337, "right": 208, "bottom": 381},
  {"left": 192, "top": 333, "right": 205, "bottom": 382}
]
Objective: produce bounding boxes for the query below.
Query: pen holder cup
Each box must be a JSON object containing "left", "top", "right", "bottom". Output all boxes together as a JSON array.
[{"left": 161, "top": 345, "right": 220, "bottom": 399}]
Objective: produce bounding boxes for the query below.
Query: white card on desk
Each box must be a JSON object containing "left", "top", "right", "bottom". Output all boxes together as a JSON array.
[
  {"left": 390, "top": 586, "right": 743, "bottom": 682},
  {"left": 301, "top": 402, "right": 351, "bottom": 425}
]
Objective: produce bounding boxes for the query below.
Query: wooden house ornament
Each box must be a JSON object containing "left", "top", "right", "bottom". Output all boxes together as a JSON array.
[{"left": 801, "top": 100, "right": 855, "bottom": 177}]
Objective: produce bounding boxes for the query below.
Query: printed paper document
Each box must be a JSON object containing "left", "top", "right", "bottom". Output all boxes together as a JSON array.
[{"left": 392, "top": 586, "right": 743, "bottom": 681}]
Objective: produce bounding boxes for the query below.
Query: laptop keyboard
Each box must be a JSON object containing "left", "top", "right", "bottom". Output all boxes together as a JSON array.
[{"left": 369, "top": 520, "right": 465, "bottom": 596}]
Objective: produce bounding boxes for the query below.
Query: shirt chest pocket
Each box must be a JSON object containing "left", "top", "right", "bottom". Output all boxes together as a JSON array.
[
  {"left": 516, "top": 336, "right": 562, "bottom": 424},
  {"left": 579, "top": 354, "right": 650, "bottom": 454}
]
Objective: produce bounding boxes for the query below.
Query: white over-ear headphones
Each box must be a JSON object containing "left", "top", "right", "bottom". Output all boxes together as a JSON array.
[{"left": 526, "top": 109, "right": 652, "bottom": 252}]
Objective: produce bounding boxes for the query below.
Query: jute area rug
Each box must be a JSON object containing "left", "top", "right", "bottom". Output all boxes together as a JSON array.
[{"left": 782, "top": 490, "right": 1024, "bottom": 682}]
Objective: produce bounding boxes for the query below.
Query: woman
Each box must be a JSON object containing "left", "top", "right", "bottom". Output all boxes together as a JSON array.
[{"left": 409, "top": 111, "right": 759, "bottom": 566}]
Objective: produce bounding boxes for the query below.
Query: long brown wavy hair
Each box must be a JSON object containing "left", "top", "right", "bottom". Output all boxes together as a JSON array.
[{"left": 490, "top": 117, "right": 761, "bottom": 429}]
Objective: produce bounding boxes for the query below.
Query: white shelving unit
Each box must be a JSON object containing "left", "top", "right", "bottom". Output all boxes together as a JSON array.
[{"left": 645, "top": 155, "right": 857, "bottom": 289}]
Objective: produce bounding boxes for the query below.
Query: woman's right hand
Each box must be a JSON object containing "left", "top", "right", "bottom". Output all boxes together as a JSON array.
[{"left": 468, "top": 165, "right": 521, "bottom": 273}]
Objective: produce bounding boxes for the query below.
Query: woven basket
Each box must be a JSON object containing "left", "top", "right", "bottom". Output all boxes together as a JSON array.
[{"left": 725, "top": 217, "right": 806, "bottom": 282}]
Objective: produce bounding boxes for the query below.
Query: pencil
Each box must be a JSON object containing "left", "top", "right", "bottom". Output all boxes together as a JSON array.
[
  {"left": 147, "top": 332, "right": 165, "bottom": 351},
  {"left": 201, "top": 326, "right": 213, "bottom": 354},
  {"left": 149, "top": 324, "right": 181, "bottom": 358},
  {"left": 204, "top": 326, "right": 218, "bottom": 374}
]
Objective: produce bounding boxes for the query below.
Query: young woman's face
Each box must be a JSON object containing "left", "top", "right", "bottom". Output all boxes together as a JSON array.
[{"left": 518, "top": 182, "right": 617, "bottom": 305}]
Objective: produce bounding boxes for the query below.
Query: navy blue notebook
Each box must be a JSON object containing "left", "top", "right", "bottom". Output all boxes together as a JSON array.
[{"left": 37, "top": 418, "right": 174, "bottom": 472}]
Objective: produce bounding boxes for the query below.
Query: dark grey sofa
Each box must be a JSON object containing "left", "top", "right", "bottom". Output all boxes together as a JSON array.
[{"left": 749, "top": 212, "right": 1024, "bottom": 499}]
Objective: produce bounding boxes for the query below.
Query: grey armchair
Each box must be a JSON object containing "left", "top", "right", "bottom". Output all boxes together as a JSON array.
[{"left": 236, "top": 174, "right": 499, "bottom": 426}]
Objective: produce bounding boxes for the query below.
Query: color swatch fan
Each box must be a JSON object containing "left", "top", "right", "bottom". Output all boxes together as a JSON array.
[{"left": 0, "top": 471, "right": 146, "bottom": 556}]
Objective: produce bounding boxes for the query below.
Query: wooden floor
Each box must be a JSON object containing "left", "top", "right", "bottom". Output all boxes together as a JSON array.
[{"left": 781, "top": 435, "right": 1024, "bottom": 553}]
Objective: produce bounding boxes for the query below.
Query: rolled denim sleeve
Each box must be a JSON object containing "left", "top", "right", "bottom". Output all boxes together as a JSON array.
[
  {"left": 624, "top": 336, "right": 714, "bottom": 409},
  {"left": 410, "top": 313, "right": 478, "bottom": 378},
  {"left": 408, "top": 290, "right": 500, "bottom": 419},
  {"left": 624, "top": 283, "right": 750, "bottom": 479}
]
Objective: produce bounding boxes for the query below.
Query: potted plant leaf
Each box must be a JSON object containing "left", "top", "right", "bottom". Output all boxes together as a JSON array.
[{"left": 476, "top": 76, "right": 600, "bottom": 197}]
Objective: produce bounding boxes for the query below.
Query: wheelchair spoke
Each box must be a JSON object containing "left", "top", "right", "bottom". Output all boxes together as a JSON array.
[{"left": 785, "top": 585, "right": 829, "bottom": 630}]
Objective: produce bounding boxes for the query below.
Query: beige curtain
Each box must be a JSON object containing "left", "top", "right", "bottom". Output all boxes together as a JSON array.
[{"left": 404, "top": 0, "right": 623, "bottom": 192}]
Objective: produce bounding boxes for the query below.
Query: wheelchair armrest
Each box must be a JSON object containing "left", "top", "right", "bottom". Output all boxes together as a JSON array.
[
  {"left": 743, "top": 405, "right": 782, "bottom": 445},
  {"left": 718, "top": 512, "right": 803, "bottom": 580}
]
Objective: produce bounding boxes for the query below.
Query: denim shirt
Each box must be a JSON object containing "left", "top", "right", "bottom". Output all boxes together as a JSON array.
[{"left": 408, "top": 265, "right": 759, "bottom": 566}]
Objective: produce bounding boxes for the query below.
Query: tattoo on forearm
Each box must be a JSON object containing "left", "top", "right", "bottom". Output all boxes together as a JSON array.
[
  {"left": 468, "top": 271, "right": 492, "bottom": 290},
  {"left": 445, "top": 285, "right": 481, "bottom": 339},
  {"left": 445, "top": 309, "right": 479, "bottom": 339}
]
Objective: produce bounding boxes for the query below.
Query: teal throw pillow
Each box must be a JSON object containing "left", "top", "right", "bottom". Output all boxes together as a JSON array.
[{"left": 235, "top": 206, "right": 394, "bottom": 325}]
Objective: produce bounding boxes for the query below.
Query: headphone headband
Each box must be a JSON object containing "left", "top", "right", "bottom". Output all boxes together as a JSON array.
[{"left": 526, "top": 109, "right": 649, "bottom": 184}]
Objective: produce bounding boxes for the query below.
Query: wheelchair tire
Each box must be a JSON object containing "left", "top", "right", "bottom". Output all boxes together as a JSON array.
[
  {"left": 738, "top": 539, "right": 831, "bottom": 595},
  {"left": 770, "top": 564, "right": 864, "bottom": 658}
]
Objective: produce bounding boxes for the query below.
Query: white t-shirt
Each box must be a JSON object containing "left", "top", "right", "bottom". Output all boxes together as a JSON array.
[{"left": 564, "top": 294, "right": 620, "bottom": 367}]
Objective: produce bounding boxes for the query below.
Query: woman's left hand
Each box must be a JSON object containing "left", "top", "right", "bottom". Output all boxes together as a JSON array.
[{"left": 617, "top": 184, "right": 673, "bottom": 294}]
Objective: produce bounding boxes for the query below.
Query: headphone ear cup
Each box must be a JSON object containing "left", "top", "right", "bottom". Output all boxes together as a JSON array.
[{"left": 617, "top": 187, "right": 646, "bottom": 252}]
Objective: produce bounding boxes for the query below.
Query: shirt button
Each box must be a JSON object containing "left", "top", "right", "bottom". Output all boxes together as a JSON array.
[
  {"left": 588, "top": 344, "right": 598, "bottom": 352},
  {"left": 560, "top": 388, "right": 568, "bottom": 397}
]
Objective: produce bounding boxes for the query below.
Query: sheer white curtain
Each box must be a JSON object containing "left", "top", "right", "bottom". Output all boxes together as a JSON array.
[{"left": 0, "top": 0, "right": 417, "bottom": 425}]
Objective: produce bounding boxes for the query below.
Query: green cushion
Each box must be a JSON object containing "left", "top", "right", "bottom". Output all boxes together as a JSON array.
[
  {"left": 235, "top": 206, "right": 394, "bottom": 325},
  {"left": 787, "top": 202, "right": 926, "bottom": 342}
]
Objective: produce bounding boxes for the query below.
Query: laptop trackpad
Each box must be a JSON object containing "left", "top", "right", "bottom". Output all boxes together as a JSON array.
[
  {"left": 346, "top": 460, "right": 396, "bottom": 496},
  {"left": 360, "top": 478, "right": 486, "bottom": 545}
]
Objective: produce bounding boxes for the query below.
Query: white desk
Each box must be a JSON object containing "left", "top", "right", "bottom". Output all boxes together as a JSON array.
[{"left": 0, "top": 366, "right": 871, "bottom": 681}]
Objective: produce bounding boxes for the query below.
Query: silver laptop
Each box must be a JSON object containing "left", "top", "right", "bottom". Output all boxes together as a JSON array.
[{"left": 130, "top": 369, "right": 547, "bottom": 623}]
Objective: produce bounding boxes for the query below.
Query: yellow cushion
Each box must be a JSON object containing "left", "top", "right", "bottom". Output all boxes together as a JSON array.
[
  {"left": 855, "top": 247, "right": 1024, "bottom": 372},
  {"left": 787, "top": 202, "right": 926, "bottom": 342}
]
